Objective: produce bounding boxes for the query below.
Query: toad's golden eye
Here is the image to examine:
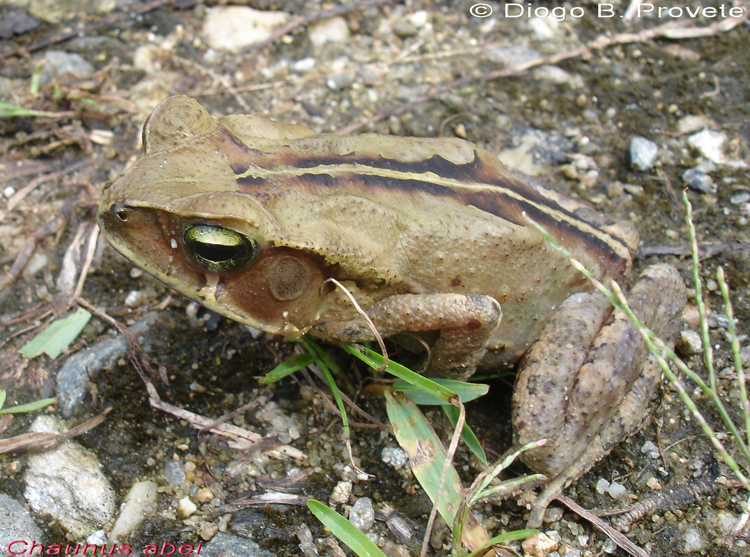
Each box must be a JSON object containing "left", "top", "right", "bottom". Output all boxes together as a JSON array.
[{"left": 181, "top": 224, "right": 259, "bottom": 273}]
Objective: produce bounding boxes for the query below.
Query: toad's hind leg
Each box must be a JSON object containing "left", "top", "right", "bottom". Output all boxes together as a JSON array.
[{"left": 512, "top": 264, "right": 686, "bottom": 527}]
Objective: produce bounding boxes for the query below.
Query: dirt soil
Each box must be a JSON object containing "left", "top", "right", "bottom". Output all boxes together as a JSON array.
[{"left": 1, "top": 1, "right": 749, "bottom": 556}]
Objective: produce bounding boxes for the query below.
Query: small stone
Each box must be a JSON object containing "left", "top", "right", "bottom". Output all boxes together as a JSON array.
[
  {"left": 484, "top": 45, "right": 541, "bottom": 66},
  {"left": 329, "top": 481, "right": 352, "bottom": 506},
  {"left": 682, "top": 167, "right": 715, "bottom": 193},
  {"left": 682, "top": 527, "right": 706, "bottom": 552},
  {"left": 393, "top": 20, "right": 418, "bottom": 38},
  {"left": 730, "top": 192, "right": 750, "bottom": 204},
  {"left": 596, "top": 478, "right": 611, "bottom": 494},
  {"left": 607, "top": 181, "right": 624, "bottom": 198},
  {"left": 647, "top": 477, "right": 662, "bottom": 490},
  {"left": 0, "top": 494, "right": 45, "bottom": 549},
  {"left": 124, "top": 290, "right": 145, "bottom": 307},
  {"left": 542, "top": 506, "right": 563, "bottom": 523},
  {"left": 676, "top": 330, "right": 703, "bottom": 356},
  {"left": 641, "top": 440, "right": 660, "bottom": 458},
  {"left": 381, "top": 447, "right": 409, "bottom": 467},
  {"left": 688, "top": 129, "right": 727, "bottom": 164},
  {"left": 629, "top": 136, "right": 659, "bottom": 171},
  {"left": 109, "top": 481, "right": 158, "bottom": 542},
  {"left": 408, "top": 10, "right": 429, "bottom": 28},
  {"left": 309, "top": 17, "right": 350, "bottom": 45},
  {"left": 292, "top": 57, "right": 316, "bottom": 73},
  {"left": 326, "top": 72, "right": 356, "bottom": 91},
  {"left": 521, "top": 531, "right": 559, "bottom": 557},
  {"left": 164, "top": 460, "right": 186, "bottom": 486},
  {"left": 202, "top": 7, "right": 289, "bottom": 52},
  {"left": 348, "top": 497, "right": 375, "bottom": 531},
  {"left": 177, "top": 497, "right": 197, "bottom": 518},
  {"left": 39, "top": 50, "right": 95, "bottom": 85},
  {"left": 607, "top": 482, "right": 627, "bottom": 499},
  {"left": 677, "top": 115, "right": 713, "bottom": 135},
  {"left": 24, "top": 416, "right": 116, "bottom": 538},
  {"left": 623, "top": 184, "right": 644, "bottom": 196},
  {"left": 196, "top": 487, "right": 215, "bottom": 503}
]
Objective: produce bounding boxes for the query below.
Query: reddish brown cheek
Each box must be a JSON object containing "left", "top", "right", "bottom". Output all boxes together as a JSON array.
[{"left": 216, "top": 248, "right": 328, "bottom": 332}]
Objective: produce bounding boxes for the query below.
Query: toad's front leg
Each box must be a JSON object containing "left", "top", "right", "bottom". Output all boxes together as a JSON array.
[
  {"left": 315, "top": 293, "right": 502, "bottom": 381},
  {"left": 512, "top": 264, "right": 686, "bottom": 527}
]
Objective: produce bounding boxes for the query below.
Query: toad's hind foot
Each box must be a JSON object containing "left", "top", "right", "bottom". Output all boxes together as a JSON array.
[{"left": 514, "top": 263, "right": 686, "bottom": 527}]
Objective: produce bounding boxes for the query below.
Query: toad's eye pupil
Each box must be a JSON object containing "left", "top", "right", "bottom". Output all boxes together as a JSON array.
[{"left": 182, "top": 225, "right": 258, "bottom": 272}]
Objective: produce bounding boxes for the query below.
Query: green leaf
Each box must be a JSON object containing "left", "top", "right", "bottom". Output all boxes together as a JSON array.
[
  {"left": 259, "top": 353, "right": 315, "bottom": 383},
  {"left": 385, "top": 390, "right": 464, "bottom": 524},
  {"left": 395, "top": 378, "right": 488, "bottom": 405},
  {"left": 20, "top": 308, "right": 92, "bottom": 359},
  {"left": 464, "top": 529, "right": 539, "bottom": 557},
  {"left": 0, "top": 397, "right": 56, "bottom": 415},
  {"left": 0, "top": 102, "right": 59, "bottom": 118},
  {"left": 443, "top": 404, "right": 487, "bottom": 465},
  {"left": 0, "top": 390, "right": 6, "bottom": 411},
  {"left": 307, "top": 500, "right": 387, "bottom": 557},
  {"left": 338, "top": 343, "right": 457, "bottom": 403}
]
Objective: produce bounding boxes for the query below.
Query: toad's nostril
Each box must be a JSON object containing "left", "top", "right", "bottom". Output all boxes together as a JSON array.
[{"left": 112, "top": 203, "right": 129, "bottom": 221}]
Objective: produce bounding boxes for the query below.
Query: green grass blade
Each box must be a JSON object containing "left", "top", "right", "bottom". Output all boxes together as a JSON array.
[
  {"left": 307, "top": 500, "right": 387, "bottom": 557},
  {"left": 258, "top": 353, "right": 315, "bottom": 383},
  {"left": 464, "top": 529, "right": 539, "bottom": 557},
  {"left": 385, "top": 390, "right": 463, "bottom": 524},
  {"left": 0, "top": 397, "right": 56, "bottom": 415},
  {"left": 20, "top": 308, "right": 92, "bottom": 359},
  {"left": 338, "top": 343, "right": 457, "bottom": 403},
  {"left": 395, "top": 378, "right": 488, "bottom": 405},
  {"left": 442, "top": 404, "right": 487, "bottom": 464}
]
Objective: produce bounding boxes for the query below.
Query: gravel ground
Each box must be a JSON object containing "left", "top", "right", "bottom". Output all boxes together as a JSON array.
[{"left": 1, "top": 1, "right": 749, "bottom": 555}]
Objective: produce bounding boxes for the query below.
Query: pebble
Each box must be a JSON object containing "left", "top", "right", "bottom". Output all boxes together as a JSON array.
[
  {"left": 730, "top": 192, "right": 750, "bottom": 204},
  {"left": 641, "top": 440, "right": 661, "bottom": 458},
  {"left": 521, "top": 531, "right": 558, "bottom": 556},
  {"left": 196, "top": 487, "right": 215, "bottom": 503},
  {"left": 682, "top": 167, "right": 715, "bottom": 193},
  {"left": 682, "top": 527, "right": 706, "bottom": 552},
  {"left": 527, "top": 16, "right": 557, "bottom": 40},
  {"left": 348, "top": 497, "right": 375, "bottom": 531},
  {"left": 39, "top": 50, "right": 95, "bottom": 85},
  {"left": 164, "top": 460, "right": 186, "bottom": 486},
  {"left": 203, "top": 532, "right": 273, "bottom": 556},
  {"left": 688, "top": 129, "right": 727, "bottom": 164},
  {"left": 292, "top": 57, "right": 316, "bottom": 73},
  {"left": 28, "top": 0, "right": 115, "bottom": 24},
  {"left": 393, "top": 20, "right": 418, "bottom": 38},
  {"left": 177, "top": 497, "right": 198, "bottom": 519},
  {"left": 56, "top": 312, "right": 160, "bottom": 418},
  {"left": 0, "top": 493, "right": 45, "bottom": 549},
  {"left": 0, "top": 9, "right": 40, "bottom": 39},
  {"left": 309, "top": 17, "right": 350, "bottom": 45},
  {"left": 24, "top": 416, "right": 116, "bottom": 539},
  {"left": 596, "top": 478, "right": 611, "bottom": 494},
  {"left": 381, "top": 446, "right": 409, "bottom": 467},
  {"left": 629, "top": 136, "right": 658, "bottom": 171},
  {"left": 607, "top": 482, "right": 627, "bottom": 499},
  {"left": 542, "top": 506, "right": 563, "bottom": 523},
  {"left": 329, "top": 481, "right": 352, "bottom": 506},
  {"left": 677, "top": 115, "right": 713, "bottom": 135},
  {"left": 109, "top": 481, "right": 158, "bottom": 542},
  {"left": 676, "top": 330, "right": 703, "bottom": 356},
  {"left": 483, "top": 45, "right": 541, "bottom": 66},
  {"left": 202, "top": 7, "right": 289, "bottom": 52}
]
